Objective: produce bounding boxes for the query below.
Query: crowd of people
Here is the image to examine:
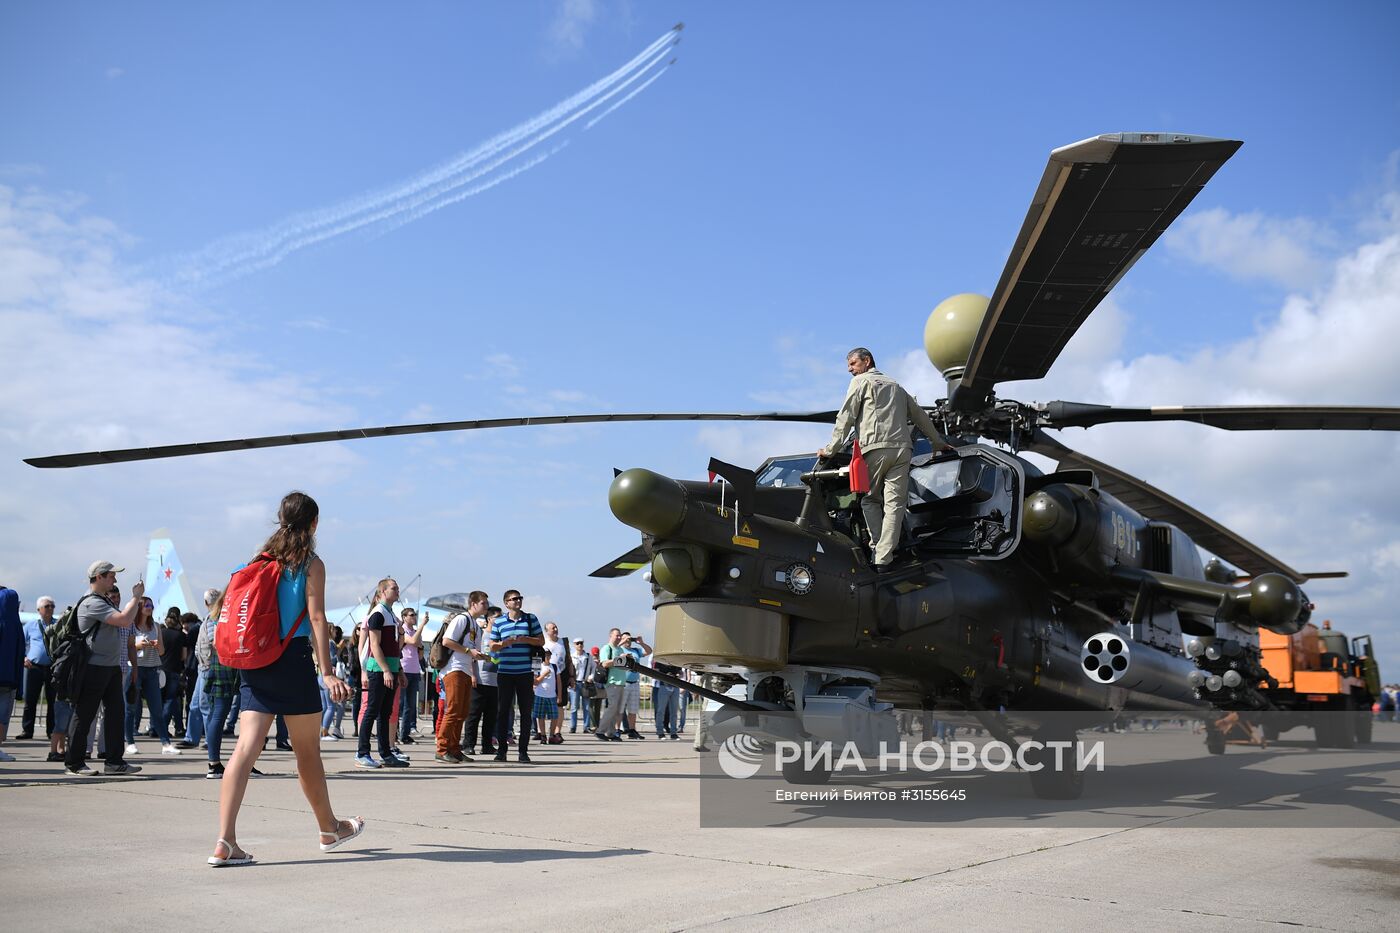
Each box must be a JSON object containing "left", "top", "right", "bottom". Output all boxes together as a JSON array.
[{"left": 0, "top": 535, "right": 705, "bottom": 783}]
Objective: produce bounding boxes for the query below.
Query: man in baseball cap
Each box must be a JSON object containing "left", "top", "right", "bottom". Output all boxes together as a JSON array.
[
  {"left": 65, "top": 560, "right": 144, "bottom": 776},
  {"left": 86, "top": 560, "right": 125, "bottom": 579}
]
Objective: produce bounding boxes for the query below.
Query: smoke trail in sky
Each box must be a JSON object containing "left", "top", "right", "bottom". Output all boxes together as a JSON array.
[
  {"left": 162, "top": 26, "right": 681, "bottom": 289},
  {"left": 586, "top": 66, "right": 671, "bottom": 130}
]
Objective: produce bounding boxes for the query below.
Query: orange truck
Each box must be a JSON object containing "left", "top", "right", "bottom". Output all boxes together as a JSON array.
[{"left": 1258, "top": 620, "right": 1381, "bottom": 747}]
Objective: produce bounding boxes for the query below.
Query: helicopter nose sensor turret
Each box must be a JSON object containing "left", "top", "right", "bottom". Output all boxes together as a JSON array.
[{"left": 923, "top": 293, "right": 990, "bottom": 382}]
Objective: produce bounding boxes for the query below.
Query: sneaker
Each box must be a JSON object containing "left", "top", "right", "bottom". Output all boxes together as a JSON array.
[
  {"left": 670, "top": 734, "right": 681, "bottom": 741},
  {"left": 275, "top": 741, "right": 294, "bottom": 751},
  {"left": 206, "top": 762, "right": 225, "bottom": 780},
  {"left": 595, "top": 733, "right": 614, "bottom": 742},
  {"left": 330, "top": 729, "right": 344, "bottom": 740},
  {"left": 626, "top": 731, "right": 645, "bottom": 740},
  {"left": 16, "top": 732, "right": 34, "bottom": 741},
  {"left": 492, "top": 752, "right": 508, "bottom": 762},
  {"left": 354, "top": 755, "right": 381, "bottom": 769},
  {"left": 434, "top": 752, "right": 463, "bottom": 764},
  {"left": 517, "top": 753, "right": 532, "bottom": 764},
  {"left": 104, "top": 763, "right": 142, "bottom": 775},
  {"left": 548, "top": 734, "right": 564, "bottom": 745},
  {"left": 480, "top": 746, "right": 498, "bottom": 757},
  {"left": 693, "top": 745, "right": 710, "bottom": 752},
  {"left": 47, "top": 751, "right": 65, "bottom": 762},
  {"left": 381, "top": 754, "right": 409, "bottom": 768},
  {"left": 66, "top": 764, "right": 97, "bottom": 776},
  {"left": 0, "top": 749, "right": 15, "bottom": 762},
  {"left": 174, "top": 740, "right": 197, "bottom": 749},
  {"left": 399, "top": 735, "right": 416, "bottom": 745},
  {"left": 161, "top": 744, "right": 181, "bottom": 756},
  {"left": 124, "top": 743, "right": 140, "bottom": 756},
  {"left": 322, "top": 733, "right": 339, "bottom": 742},
  {"left": 250, "top": 767, "right": 265, "bottom": 776},
  {"left": 391, "top": 747, "right": 410, "bottom": 760}
]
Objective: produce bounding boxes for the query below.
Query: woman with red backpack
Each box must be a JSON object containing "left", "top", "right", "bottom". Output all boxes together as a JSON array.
[{"left": 207, "top": 491, "right": 364, "bottom": 867}]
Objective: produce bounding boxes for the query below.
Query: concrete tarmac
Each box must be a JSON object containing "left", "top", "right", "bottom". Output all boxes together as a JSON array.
[{"left": 2, "top": 722, "right": 1398, "bottom": 931}]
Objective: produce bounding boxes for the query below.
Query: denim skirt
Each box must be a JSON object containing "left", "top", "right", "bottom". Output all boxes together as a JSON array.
[{"left": 239, "top": 638, "right": 321, "bottom": 716}]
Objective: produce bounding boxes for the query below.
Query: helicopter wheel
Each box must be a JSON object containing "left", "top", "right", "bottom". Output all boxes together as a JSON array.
[
  {"left": 1205, "top": 728, "right": 1227, "bottom": 756},
  {"left": 1025, "top": 728, "right": 1085, "bottom": 800},
  {"left": 781, "top": 756, "right": 832, "bottom": 786},
  {"left": 1355, "top": 706, "right": 1373, "bottom": 745}
]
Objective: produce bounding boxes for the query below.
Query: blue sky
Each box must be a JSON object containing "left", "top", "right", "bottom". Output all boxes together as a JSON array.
[{"left": 4, "top": 2, "right": 1400, "bottom": 672}]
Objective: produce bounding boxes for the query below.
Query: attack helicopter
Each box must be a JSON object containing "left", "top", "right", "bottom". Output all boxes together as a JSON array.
[{"left": 27, "top": 132, "right": 1400, "bottom": 797}]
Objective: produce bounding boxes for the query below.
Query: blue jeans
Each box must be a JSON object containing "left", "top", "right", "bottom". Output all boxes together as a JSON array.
[
  {"left": 321, "top": 685, "right": 335, "bottom": 731},
  {"left": 678, "top": 691, "right": 688, "bottom": 731},
  {"left": 654, "top": 684, "right": 678, "bottom": 736},
  {"left": 125, "top": 667, "right": 170, "bottom": 744},
  {"left": 206, "top": 695, "right": 233, "bottom": 762},
  {"left": 399, "top": 672, "right": 421, "bottom": 739},
  {"left": 570, "top": 687, "right": 593, "bottom": 730},
  {"left": 184, "top": 669, "right": 210, "bottom": 744},
  {"left": 161, "top": 669, "right": 184, "bottom": 736}
]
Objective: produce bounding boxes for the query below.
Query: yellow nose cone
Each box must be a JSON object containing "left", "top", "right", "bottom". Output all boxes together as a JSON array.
[{"left": 924, "top": 293, "right": 990, "bottom": 376}]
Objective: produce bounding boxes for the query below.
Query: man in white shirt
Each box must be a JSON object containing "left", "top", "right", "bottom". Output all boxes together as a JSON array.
[
  {"left": 542, "top": 621, "right": 568, "bottom": 744},
  {"left": 570, "top": 639, "right": 595, "bottom": 733},
  {"left": 436, "top": 590, "right": 488, "bottom": 764}
]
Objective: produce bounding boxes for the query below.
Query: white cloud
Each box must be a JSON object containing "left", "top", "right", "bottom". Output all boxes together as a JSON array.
[
  {"left": 0, "top": 184, "right": 355, "bottom": 604},
  {"left": 548, "top": 0, "right": 600, "bottom": 54},
  {"left": 1029, "top": 194, "right": 1400, "bottom": 674},
  {"left": 1164, "top": 206, "right": 1335, "bottom": 290},
  {"left": 105, "top": 66, "right": 125, "bottom": 80}
]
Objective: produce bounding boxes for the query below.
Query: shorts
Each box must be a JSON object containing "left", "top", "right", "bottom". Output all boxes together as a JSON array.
[
  {"left": 53, "top": 699, "right": 74, "bottom": 734},
  {"left": 623, "top": 682, "right": 641, "bottom": 714},
  {"left": 0, "top": 686, "right": 14, "bottom": 725},
  {"left": 239, "top": 638, "right": 322, "bottom": 716},
  {"left": 532, "top": 695, "right": 559, "bottom": 719}
]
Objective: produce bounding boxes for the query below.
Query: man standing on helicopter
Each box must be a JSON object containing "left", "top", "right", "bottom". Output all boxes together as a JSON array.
[{"left": 820, "top": 347, "right": 954, "bottom": 571}]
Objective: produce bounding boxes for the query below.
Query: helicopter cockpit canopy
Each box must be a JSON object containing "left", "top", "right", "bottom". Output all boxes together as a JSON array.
[{"left": 904, "top": 445, "right": 1023, "bottom": 559}]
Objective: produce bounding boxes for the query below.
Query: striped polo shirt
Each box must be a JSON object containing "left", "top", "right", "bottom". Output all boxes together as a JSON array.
[{"left": 492, "top": 612, "right": 542, "bottom": 675}]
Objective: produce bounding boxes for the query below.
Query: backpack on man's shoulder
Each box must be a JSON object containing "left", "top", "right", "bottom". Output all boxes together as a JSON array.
[
  {"left": 428, "top": 613, "right": 466, "bottom": 671},
  {"left": 214, "top": 554, "right": 308, "bottom": 670},
  {"left": 48, "top": 593, "right": 104, "bottom": 703}
]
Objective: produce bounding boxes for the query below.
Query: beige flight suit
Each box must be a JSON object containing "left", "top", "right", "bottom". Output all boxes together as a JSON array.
[{"left": 828, "top": 369, "right": 945, "bottom": 566}]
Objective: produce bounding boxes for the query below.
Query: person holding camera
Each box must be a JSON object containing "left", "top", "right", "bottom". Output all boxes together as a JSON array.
[{"left": 64, "top": 561, "right": 146, "bottom": 776}]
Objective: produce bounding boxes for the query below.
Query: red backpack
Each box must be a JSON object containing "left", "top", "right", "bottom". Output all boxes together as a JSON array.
[{"left": 215, "top": 554, "right": 308, "bottom": 670}]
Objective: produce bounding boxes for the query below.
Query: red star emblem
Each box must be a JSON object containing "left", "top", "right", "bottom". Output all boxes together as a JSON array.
[{"left": 164, "top": 567, "right": 173, "bottom": 580}]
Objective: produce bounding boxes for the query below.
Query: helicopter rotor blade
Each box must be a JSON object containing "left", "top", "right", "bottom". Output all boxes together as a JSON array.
[
  {"left": 24, "top": 410, "right": 839, "bottom": 469},
  {"left": 1024, "top": 429, "right": 1305, "bottom": 583},
  {"left": 955, "top": 133, "right": 1242, "bottom": 410},
  {"left": 1043, "top": 402, "right": 1400, "bottom": 432}
]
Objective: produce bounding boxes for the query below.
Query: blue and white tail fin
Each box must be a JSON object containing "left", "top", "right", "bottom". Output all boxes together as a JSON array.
[{"left": 145, "top": 529, "right": 195, "bottom": 619}]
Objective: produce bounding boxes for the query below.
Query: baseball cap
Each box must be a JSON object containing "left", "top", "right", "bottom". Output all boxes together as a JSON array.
[
  {"left": 573, "top": 638, "right": 584, "bottom": 645},
  {"left": 87, "top": 560, "right": 124, "bottom": 579}
]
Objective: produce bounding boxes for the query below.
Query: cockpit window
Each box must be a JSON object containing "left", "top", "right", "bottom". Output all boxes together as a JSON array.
[{"left": 755, "top": 455, "right": 818, "bottom": 488}]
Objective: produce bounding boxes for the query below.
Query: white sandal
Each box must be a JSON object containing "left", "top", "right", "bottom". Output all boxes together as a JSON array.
[
  {"left": 319, "top": 816, "right": 366, "bottom": 852},
  {"left": 207, "top": 838, "right": 255, "bottom": 867}
]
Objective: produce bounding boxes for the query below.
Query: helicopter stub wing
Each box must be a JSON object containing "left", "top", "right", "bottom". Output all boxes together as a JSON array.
[
  {"left": 956, "top": 133, "right": 1243, "bottom": 409},
  {"left": 1025, "top": 430, "right": 1305, "bottom": 583},
  {"left": 589, "top": 544, "right": 651, "bottom": 578},
  {"left": 23, "top": 410, "right": 839, "bottom": 468}
]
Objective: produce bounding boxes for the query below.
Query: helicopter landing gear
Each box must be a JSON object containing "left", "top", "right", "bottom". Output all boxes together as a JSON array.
[{"left": 1024, "top": 727, "right": 1085, "bottom": 800}]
